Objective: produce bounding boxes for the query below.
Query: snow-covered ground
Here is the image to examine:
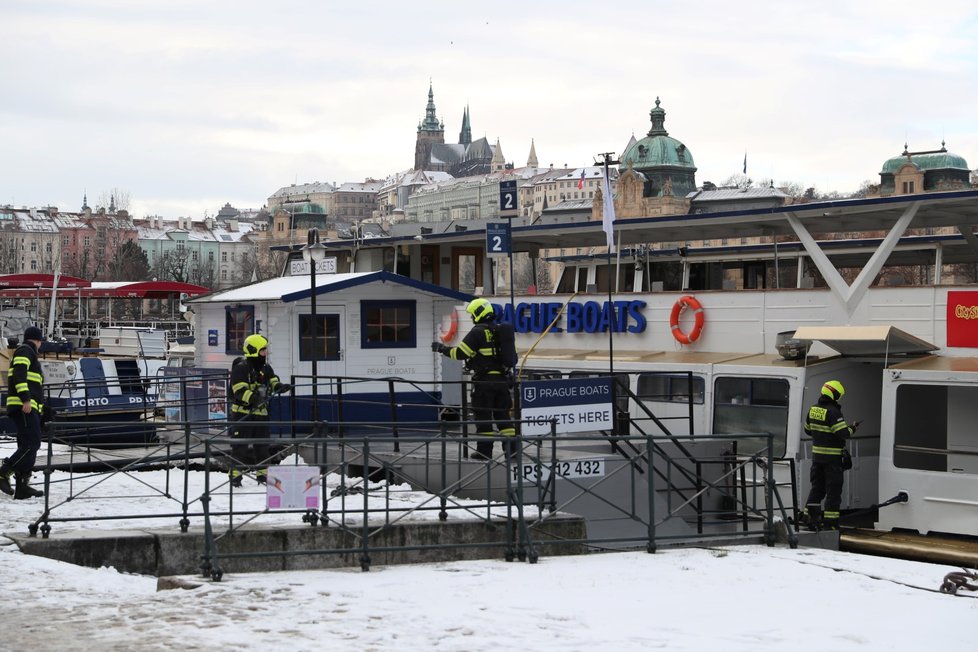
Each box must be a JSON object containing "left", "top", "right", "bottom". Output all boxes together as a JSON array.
[{"left": 1, "top": 437, "right": 975, "bottom": 651}]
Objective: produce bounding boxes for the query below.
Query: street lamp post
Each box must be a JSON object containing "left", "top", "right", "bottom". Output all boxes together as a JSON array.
[{"left": 303, "top": 228, "right": 327, "bottom": 422}]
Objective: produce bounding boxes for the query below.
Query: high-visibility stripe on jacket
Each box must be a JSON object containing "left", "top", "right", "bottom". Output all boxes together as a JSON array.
[
  {"left": 230, "top": 358, "right": 282, "bottom": 417},
  {"left": 6, "top": 342, "right": 44, "bottom": 413},
  {"left": 804, "top": 395, "right": 853, "bottom": 462},
  {"left": 445, "top": 322, "right": 507, "bottom": 379}
]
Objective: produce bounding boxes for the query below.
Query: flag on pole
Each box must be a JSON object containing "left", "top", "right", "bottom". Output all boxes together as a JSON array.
[
  {"left": 578, "top": 168, "right": 586, "bottom": 190},
  {"left": 602, "top": 169, "right": 616, "bottom": 252},
  {"left": 743, "top": 152, "right": 747, "bottom": 175}
]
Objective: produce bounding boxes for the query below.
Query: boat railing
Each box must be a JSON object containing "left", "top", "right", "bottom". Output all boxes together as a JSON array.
[
  {"left": 57, "top": 319, "right": 193, "bottom": 346},
  {"left": 20, "top": 421, "right": 790, "bottom": 578}
]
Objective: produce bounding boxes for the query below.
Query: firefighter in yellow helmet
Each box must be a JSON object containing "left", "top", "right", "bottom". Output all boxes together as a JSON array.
[
  {"left": 432, "top": 298, "right": 517, "bottom": 460},
  {"left": 228, "top": 334, "right": 292, "bottom": 487},
  {"left": 0, "top": 326, "right": 47, "bottom": 499},
  {"left": 803, "top": 380, "right": 859, "bottom": 530}
]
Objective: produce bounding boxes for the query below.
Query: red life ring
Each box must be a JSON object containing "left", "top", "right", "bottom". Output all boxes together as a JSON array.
[
  {"left": 439, "top": 308, "right": 459, "bottom": 343},
  {"left": 670, "top": 295, "right": 704, "bottom": 345}
]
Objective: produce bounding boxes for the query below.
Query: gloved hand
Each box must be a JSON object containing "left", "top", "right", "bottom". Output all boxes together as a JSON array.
[
  {"left": 851, "top": 420, "right": 861, "bottom": 431},
  {"left": 248, "top": 392, "right": 261, "bottom": 408},
  {"left": 275, "top": 383, "right": 293, "bottom": 394},
  {"left": 431, "top": 341, "right": 447, "bottom": 354}
]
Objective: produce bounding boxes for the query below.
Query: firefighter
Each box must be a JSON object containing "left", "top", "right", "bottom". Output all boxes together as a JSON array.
[
  {"left": 432, "top": 298, "right": 516, "bottom": 460},
  {"left": 0, "top": 326, "right": 47, "bottom": 499},
  {"left": 804, "top": 380, "right": 858, "bottom": 530},
  {"left": 229, "top": 334, "right": 291, "bottom": 486}
]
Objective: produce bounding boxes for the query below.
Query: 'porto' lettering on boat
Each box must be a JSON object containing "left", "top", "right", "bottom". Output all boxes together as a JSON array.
[
  {"left": 496, "top": 300, "right": 647, "bottom": 334},
  {"left": 70, "top": 397, "right": 110, "bottom": 407}
]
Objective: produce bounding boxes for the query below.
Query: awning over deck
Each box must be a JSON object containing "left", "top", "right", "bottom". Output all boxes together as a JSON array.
[
  {"left": 791, "top": 325, "right": 938, "bottom": 357},
  {"left": 0, "top": 280, "right": 210, "bottom": 299}
]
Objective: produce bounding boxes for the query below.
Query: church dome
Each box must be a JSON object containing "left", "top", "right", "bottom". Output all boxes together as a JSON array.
[
  {"left": 621, "top": 98, "right": 696, "bottom": 171},
  {"left": 881, "top": 144, "right": 969, "bottom": 174}
]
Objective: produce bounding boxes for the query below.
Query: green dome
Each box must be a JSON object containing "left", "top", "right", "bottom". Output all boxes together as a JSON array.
[
  {"left": 622, "top": 134, "right": 696, "bottom": 169},
  {"left": 620, "top": 98, "right": 696, "bottom": 170},
  {"left": 881, "top": 146, "right": 969, "bottom": 174}
]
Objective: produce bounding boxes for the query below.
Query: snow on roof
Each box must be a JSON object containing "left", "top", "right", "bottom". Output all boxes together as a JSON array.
[{"left": 191, "top": 271, "right": 473, "bottom": 304}]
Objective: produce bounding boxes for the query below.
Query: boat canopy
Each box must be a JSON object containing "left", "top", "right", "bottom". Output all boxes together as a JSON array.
[
  {"left": 791, "top": 325, "right": 938, "bottom": 357},
  {"left": 0, "top": 280, "right": 209, "bottom": 299}
]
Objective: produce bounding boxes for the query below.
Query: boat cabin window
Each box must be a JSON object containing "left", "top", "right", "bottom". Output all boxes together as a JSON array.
[
  {"left": 299, "top": 314, "right": 341, "bottom": 361},
  {"left": 894, "top": 384, "right": 978, "bottom": 474},
  {"left": 224, "top": 304, "right": 254, "bottom": 355},
  {"left": 712, "top": 377, "right": 789, "bottom": 457},
  {"left": 636, "top": 372, "right": 705, "bottom": 404},
  {"left": 360, "top": 300, "right": 416, "bottom": 349}
]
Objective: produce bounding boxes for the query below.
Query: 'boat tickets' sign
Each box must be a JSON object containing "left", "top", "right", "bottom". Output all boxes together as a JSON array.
[{"left": 495, "top": 300, "right": 646, "bottom": 334}]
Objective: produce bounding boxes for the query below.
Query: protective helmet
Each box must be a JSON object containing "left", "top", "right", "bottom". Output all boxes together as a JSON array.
[
  {"left": 821, "top": 380, "right": 845, "bottom": 401},
  {"left": 243, "top": 334, "right": 269, "bottom": 358},
  {"left": 465, "top": 298, "right": 494, "bottom": 323}
]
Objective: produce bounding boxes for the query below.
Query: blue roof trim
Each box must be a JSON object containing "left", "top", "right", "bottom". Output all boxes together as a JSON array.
[{"left": 280, "top": 271, "right": 473, "bottom": 303}]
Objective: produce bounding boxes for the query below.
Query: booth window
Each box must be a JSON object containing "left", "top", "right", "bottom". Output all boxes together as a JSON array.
[
  {"left": 360, "top": 300, "right": 416, "bottom": 349},
  {"left": 712, "top": 376, "right": 789, "bottom": 457},
  {"left": 892, "top": 384, "right": 978, "bottom": 474},
  {"left": 299, "top": 314, "right": 340, "bottom": 361},
  {"left": 224, "top": 305, "right": 254, "bottom": 355},
  {"left": 637, "top": 372, "right": 705, "bottom": 404}
]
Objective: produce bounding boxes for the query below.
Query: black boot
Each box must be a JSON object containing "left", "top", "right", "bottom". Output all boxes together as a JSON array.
[
  {"left": 0, "top": 470, "right": 12, "bottom": 496},
  {"left": 472, "top": 439, "right": 494, "bottom": 461},
  {"left": 14, "top": 473, "right": 44, "bottom": 500},
  {"left": 804, "top": 504, "right": 822, "bottom": 531}
]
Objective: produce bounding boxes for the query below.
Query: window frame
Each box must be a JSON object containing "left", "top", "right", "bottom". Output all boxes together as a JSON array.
[
  {"left": 299, "top": 313, "right": 341, "bottom": 361},
  {"left": 359, "top": 300, "right": 417, "bottom": 349},
  {"left": 224, "top": 304, "right": 255, "bottom": 355}
]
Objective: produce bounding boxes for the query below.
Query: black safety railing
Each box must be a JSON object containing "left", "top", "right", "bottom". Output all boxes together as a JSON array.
[
  {"left": 12, "top": 372, "right": 798, "bottom": 579},
  {"left": 193, "top": 423, "right": 791, "bottom": 580}
]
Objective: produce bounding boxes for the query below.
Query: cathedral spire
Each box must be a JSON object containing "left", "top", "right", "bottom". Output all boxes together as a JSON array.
[
  {"left": 82, "top": 192, "right": 89, "bottom": 211},
  {"left": 458, "top": 105, "right": 472, "bottom": 145},
  {"left": 491, "top": 138, "right": 506, "bottom": 172},
  {"left": 418, "top": 81, "right": 442, "bottom": 133},
  {"left": 526, "top": 138, "right": 538, "bottom": 168}
]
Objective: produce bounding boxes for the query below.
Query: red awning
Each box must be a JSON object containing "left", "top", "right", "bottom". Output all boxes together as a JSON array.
[
  {"left": 0, "top": 273, "right": 91, "bottom": 288},
  {"left": 0, "top": 280, "right": 209, "bottom": 299}
]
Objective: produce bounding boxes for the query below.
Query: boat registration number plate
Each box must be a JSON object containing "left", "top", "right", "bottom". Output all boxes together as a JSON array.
[{"left": 510, "top": 458, "right": 606, "bottom": 483}]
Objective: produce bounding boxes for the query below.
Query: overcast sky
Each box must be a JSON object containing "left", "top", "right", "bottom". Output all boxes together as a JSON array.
[{"left": 2, "top": 0, "right": 976, "bottom": 219}]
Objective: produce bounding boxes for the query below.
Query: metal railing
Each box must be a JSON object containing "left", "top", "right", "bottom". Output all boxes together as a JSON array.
[{"left": 12, "top": 372, "right": 798, "bottom": 580}]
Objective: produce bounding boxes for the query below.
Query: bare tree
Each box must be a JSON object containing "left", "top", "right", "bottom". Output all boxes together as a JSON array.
[
  {"left": 187, "top": 260, "right": 217, "bottom": 288},
  {"left": 96, "top": 188, "right": 132, "bottom": 212},
  {"left": 152, "top": 249, "right": 192, "bottom": 282},
  {"left": 108, "top": 241, "right": 151, "bottom": 281},
  {"left": 0, "top": 230, "right": 21, "bottom": 274}
]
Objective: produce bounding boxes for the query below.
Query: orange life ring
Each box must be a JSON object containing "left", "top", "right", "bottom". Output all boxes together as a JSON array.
[
  {"left": 439, "top": 308, "right": 459, "bottom": 343},
  {"left": 670, "top": 295, "right": 704, "bottom": 345}
]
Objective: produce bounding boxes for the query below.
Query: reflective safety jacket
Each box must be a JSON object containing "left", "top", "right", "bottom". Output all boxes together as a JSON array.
[
  {"left": 230, "top": 358, "right": 283, "bottom": 417},
  {"left": 445, "top": 322, "right": 509, "bottom": 380},
  {"left": 804, "top": 394, "right": 853, "bottom": 462},
  {"left": 7, "top": 341, "right": 44, "bottom": 414}
]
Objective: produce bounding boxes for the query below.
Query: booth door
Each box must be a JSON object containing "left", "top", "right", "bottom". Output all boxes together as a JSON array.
[{"left": 295, "top": 306, "right": 347, "bottom": 390}]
